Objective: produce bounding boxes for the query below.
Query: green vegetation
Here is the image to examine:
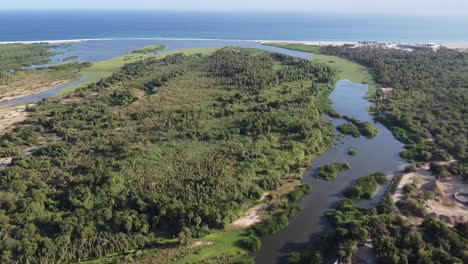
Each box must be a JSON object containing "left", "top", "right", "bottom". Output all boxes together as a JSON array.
[
  {"left": 359, "top": 122, "right": 378, "bottom": 138},
  {"left": 291, "top": 188, "right": 467, "bottom": 264},
  {"left": 253, "top": 205, "right": 303, "bottom": 237},
  {"left": 337, "top": 123, "right": 360, "bottom": 138},
  {"left": 57, "top": 47, "right": 219, "bottom": 95},
  {"left": 241, "top": 235, "right": 262, "bottom": 252},
  {"left": 288, "top": 184, "right": 312, "bottom": 202},
  {"left": 131, "top": 45, "right": 166, "bottom": 54},
  {"left": 320, "top": 45, "right": 467, "bottom": 170},
  {"left": 266, "top": 42, "right": 468, "bottom": 264},
  {"left": 174, "top": 231, "right": 250, "bottom": 264},
  {"left": 264, "top": 43, "right": 377, "bottom": 98},
  {"left": 316, "top": 162, "right": 351, "bottom": 180},
  {"left": 0, "top": 43, "right": 57, "bottom": 71},
  {"left": 326, "top": 108, "right": 341, "bottom": 118},
  {"left": 343, "top": 115, "right": 378, "bottom": 138},
  {"left": 63, "top": 56, "right": 79, "bottom": 62},
  {"left": 0, "top": 47, "right": 337, "bottom": 263},
  {"left": 347, "top": 147, "right": 356, "bottom": 156},
  {"left": 396, "top": 198, "right": 427, "bottom": 217},
  {"left": 343, "top": 172, "right": 387, "bottom": 200},
  {"left": 404, "top": 162, "right": 417, "bottom": 173}
]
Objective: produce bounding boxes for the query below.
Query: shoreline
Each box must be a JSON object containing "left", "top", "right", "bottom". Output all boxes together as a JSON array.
[{"left": 1, "top": 37, "right": 468, "bottom": 49}]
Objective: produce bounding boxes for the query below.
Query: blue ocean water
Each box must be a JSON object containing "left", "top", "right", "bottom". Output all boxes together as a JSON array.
[{"left": 1, "top": 10, "right": 468, "bottom": 42}]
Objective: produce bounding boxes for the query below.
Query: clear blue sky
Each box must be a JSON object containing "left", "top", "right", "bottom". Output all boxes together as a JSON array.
[{"left": 2, "top": 0, "right": 468, "bottom": 15}]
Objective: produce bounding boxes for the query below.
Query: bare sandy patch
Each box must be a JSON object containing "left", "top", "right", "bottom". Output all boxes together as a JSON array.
[
  {"left": 226, "top": 203, "right": 267, "bottom": 231},
  {"left": 442, "top": 43, "right": 468, "bottom": 51},
  {"left": 0, "top": 105, "right": 29, "bottom": 136},
  {"left": 0, "top": 157, "right": 12, "bottom": 170},
  {"left": 393, "top": 163, "right": 468, "bottom": 225},
  {"left": 189, "top": 240, "right": 214, "bottom": 249},
  {"left": 226, "top": 178, "right": 301, "bottom": 231}
]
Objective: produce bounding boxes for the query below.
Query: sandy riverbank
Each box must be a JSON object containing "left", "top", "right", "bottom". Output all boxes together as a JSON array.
[{"left": 0, "top": 78, "right": 79, "bottom": 103}]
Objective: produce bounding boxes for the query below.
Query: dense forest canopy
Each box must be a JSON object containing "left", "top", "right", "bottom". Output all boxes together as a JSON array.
[
  {"left": 321, "top": 45, "right": 467, "bottom": 171},
  {"left": 0, "top": 48, "right": 337, "bottom": 263}
]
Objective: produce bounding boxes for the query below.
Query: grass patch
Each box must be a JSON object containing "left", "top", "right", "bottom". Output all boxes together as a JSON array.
[
  {"left": 57, "top": 47, "right": 220, "bottom": 95},
  {"left": 263, "top": 43, "right": 377, "bottom": 98},
  {"left": 174, "top": 231, "right": 250, "bottom": 264},
  {"left": 132, "top": 45, "right": 166, "bottom": 54}
]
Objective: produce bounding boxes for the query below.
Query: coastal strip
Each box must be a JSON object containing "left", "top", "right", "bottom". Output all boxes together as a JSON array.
[{"left": 1, "top": 37, "right": 467, "bottom": 50}]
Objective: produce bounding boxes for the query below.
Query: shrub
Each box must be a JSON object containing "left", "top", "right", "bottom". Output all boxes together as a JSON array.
[
  {"left": 358, "top": 122, "right": 378, "bottom": 138},
  {"left": 347, "top": 147, "right": 356, "bottom": 156},
  {"left": 288, "top": 184, "right": 312, "bottom": 202},
  {"left": 404, "top": 163, "right": 417, "bottom": 173},
  {"left": 344, "top": 172, "right": 387, "bottom": 200},
  {"left": 343, "top": 186, "right": 362, "bottom": 199},
  {"left": 288, "top": 252, "right": 302, "bottom": 263},
  {"left": 396, "top": 199, "right": 426, "bottom": 217},
  {"left": 326, "top": 109, "right": 341, "bottom": 118},
  {"left": 403, "top": 183, "right": 418, "bottom": 196},
  {"left": 337, "top": 123, "right": 360, "bottom": 138},
  {"left": 242, "top": 235, "right": 262, "bottom": 252},
  {"left": 316, "top": 163, "right": 351, "bottom": 181}
]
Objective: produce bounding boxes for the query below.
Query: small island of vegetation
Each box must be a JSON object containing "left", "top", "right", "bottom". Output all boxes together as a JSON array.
[
  {"left": 316, "top": 162, "right": 351, "bottom": 181},
  {"left": 337, "top": 123, "right": 361, "bottom": 138},
  {"left": 131, "top": 45, "right": 166, "bottom": 54}
]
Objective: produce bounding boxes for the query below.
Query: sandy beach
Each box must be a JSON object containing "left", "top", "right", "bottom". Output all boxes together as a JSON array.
[{"left": 1, "top": 38, "right": 467, "bottom": 50}]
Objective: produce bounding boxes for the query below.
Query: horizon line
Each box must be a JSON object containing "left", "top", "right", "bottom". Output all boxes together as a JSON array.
[{"left": 0, "top": 9, "right": 465, "bottom": 16}]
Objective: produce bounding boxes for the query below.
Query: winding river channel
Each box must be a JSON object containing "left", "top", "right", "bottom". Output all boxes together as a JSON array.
[
  {"left": 0, "top": 39, "right": 407, "bottom": 263},
  {"left": 255, "top": 80, "right": 406, "bottom": 263}
]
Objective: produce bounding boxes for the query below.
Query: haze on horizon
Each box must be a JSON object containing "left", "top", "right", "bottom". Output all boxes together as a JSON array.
[{"left": 2, "top": 0, "right": 468, "bottom": 16}]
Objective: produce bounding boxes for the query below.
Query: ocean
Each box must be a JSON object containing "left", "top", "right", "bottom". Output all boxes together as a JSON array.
[{"left": 1, "top": 10, "right": 468, "bottom": 43}]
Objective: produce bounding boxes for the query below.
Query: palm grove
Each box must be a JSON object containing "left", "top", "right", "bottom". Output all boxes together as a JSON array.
[{"left": 0, "top": 48, "right": 337, "bottom": 263}]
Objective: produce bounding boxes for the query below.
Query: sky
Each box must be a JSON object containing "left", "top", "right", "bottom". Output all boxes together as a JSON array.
[{"left": 2, "top": 0, "right": 468, "bottom": 15}]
